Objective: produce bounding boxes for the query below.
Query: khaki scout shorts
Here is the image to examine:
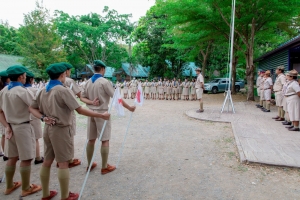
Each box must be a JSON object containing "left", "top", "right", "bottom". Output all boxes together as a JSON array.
[
  {"left": 5, "top": 123, "right": 35, "bottom": 160},
  {"left": 43, "top": 125, "right": 74, "bottom": 163},
  {"left": 196, "top": 88, "right": 203, "bottom": 99},
  {"left": 71, "top": 111, "right": 76, "bottom": 136},
  {"left": 87, "top": 110, "right": 111, "bottom": 141},
  {"left": 30, "top": 117, "right": 42, "bottom": 139},
  {"left": 275, "top": 91, "right": 284, "bottom": 107}
]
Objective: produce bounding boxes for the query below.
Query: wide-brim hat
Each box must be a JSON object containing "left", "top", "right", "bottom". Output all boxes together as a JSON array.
[
  {"left": 195, "top": 67, "right": 201, "bottom": 71},
  {"left": 276, "top": 65, "right": 285, "bottom": 70},
  {"left": 265, "top": 70, "right": 271, "bottom": 75},
  {"left": 286, "top": 69, "right": 299, "bottom": 77}
]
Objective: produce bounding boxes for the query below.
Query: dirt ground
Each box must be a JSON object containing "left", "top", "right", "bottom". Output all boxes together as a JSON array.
[{"left": 0, "top": 92, "right": 300, "bottom": 200}]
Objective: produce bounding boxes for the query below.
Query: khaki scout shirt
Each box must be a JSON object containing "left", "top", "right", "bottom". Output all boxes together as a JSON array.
[
  {"left": 264, "top": 77, "right": 273, "bottom": 89},
  {"left": 259, "top": 77, "right": 265, "bottom": 90},
  {"left": 273, "top": 74, "right": 286, "bottom": 92},
  {"left": 82, "top": 76, "right": 114, "bottom": 111},
  {"left": 256, "top": 76, "right": 262, "bottom": 87},
  {"left": 31, "top": 85, "right": 81, "bottom": 127},
  {"left": 195, "top": 73, "right": 204, "bottom": 89},
  {"left": 0, "top": 86, "right": 33, "bottom": 124},
  {"left": 64, "top": 77, "right": 81, "bottom": 96}
]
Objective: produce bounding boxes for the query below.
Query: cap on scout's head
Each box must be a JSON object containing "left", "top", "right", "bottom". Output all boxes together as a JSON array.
[
  {"left": 287, "top": 69, "right": 298, "bottom": 77},
  {"left": 0, "top": 71, "right": 8, "bottom": 77},
  {"left": 265, "top": 70, "right": 271, "bottom": 75},
  {"left": 276, "top": 65, "right": 285, "bottom": 71},
  {"left": 26, "top": 71, "right": 35, "bottom": 78},
  {"left": 195, "top": 68, "right": 201, "bottom": 72},
  {"left": 46, "top": 63, "right": 67, "bottom": 76},
  {"left": 60, "top": 62, "right": 73, "bottom": 69},
  {"left": 94, "top": 60, "right": 106, "bottom": 68},
  {"left": 6, "top": 65, "right": 28, "bottom": 76}
]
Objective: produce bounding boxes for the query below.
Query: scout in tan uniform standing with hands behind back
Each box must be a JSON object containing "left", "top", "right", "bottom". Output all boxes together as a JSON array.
[
  {"left": 0, "top": 65, "right": 42, "bottom": 197},
  {"left": 24, "top": 71, "right": 44, "bottom": 165},
  {"left": 272, "top": 66, "right": 286, "bottom": 120},
  {"left": 195, "top": 68, "right": 204, "bottom": 112},
  {"left": 80, "top": 60, "right": 136, "bottom": 174},
  {"left": 29, "top": 63, "right": 110, "bottom": 200}
]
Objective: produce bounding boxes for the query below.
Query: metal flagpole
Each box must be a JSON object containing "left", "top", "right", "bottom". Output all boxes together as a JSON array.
[
  {"left": 221, "top": 0, "right": 236, "bottom": 113},
  {"left": 116, "top": 108, "right": 134, "bottom": 168},
  {"left": 78, "top": 93, "right": 116, "bottom": 200}
]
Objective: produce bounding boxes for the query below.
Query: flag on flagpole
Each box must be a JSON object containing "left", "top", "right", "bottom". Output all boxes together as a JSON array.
[
  {"left": 112, "top": 87, "right": 125, "bottom": 116},
  {"left": 135, "top": 83, "right": 144, "bottom": 106}
]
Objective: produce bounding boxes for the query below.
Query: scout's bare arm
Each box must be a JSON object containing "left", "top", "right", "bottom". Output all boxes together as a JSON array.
[
  {"left": 121, "top": 99, "right": 136, "bottom": 112},
  {"left": 76, "top": 106, "right": 110, "bottom": 120},
  {"left": 0, "top": 110, "right": 13, "bottom": 139},
  {"left": 80, "top": 96, "right": 100, "bottom": 106},
  {"left": 29, "top": 107, "right": 56, "bottom": 126}
]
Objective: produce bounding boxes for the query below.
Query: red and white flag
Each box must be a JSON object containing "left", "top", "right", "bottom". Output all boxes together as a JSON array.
[
  {"left": 134, "top": 83, "right": 144, "bottom": 106},
  {"left": 113, "top": 87, "right": 125, "bottom": 116}
]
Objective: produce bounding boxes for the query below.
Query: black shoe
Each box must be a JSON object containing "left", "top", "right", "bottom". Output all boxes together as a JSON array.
[
  {"left": 256, "top": 105, "right": 262, "bottom": 108},
  {"left": 34, "top": 157, "right": 44, "bottom": 165},
  {"left": 3, "top": 156, "right": 8, "bottom": 161},
  {"left": 0, "top": 152, "right": 4, "bottom": 157},
  {"left": 288, "top": 127, "right": 300, "bottom": 131},
  {"left": 286, "top": 126, "right": 294, "bottom": 129},
  {"left": 263, "top": 109, "right": 270, "bottom": 112},
  {"left": 282, "top": 121, "right": 292, "bottom": 125}
]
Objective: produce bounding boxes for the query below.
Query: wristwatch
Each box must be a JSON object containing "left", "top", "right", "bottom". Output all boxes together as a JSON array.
[{"left": 40, "top": 115, "right": 45, "bottom": 122}]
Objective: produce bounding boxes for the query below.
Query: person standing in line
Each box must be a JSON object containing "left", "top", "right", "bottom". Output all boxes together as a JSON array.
[
  {"left": 182, "top": 78, "right": 189, "bottom": 100},
  {"left": 158, "top": 78, "right": 164, "bottom": 100},
  {"left": 171, "top": 78, "right": 178, "bottom": 100},
  {"left": 144, "top": 79, "right": 150, "bottom": 100},
  {"left": 166, "top": 80, "right": 171, "bottom": 100},
  {"left": 284, "top": 70, "right": 300, "bottom": 131},
  {"left": 257, "top": 71, "right": 266, "bottom": 109},
  {"left": 272, "top": 66, "right": 286, "bottom": 120},
  {"left": 24, "top": 71, "right": 44, "bottom": 165},
  {"left": 0, "top": 71, "right": 10, "bottom": 161},
  {"left": 178, "top": 78, "right": 182, "bottom": 100},
  {"left": 262, "top": 70, "right": 273, "bottom": 112},
  {"left": 122, "top": 80, "right": 129, "bottom": 99},
  {"left": 80, "top": 60, "right": 136, "bottom": 176},
  {"left": 29, "top": 63, "right": 111, "bottom": 200},
  {"left": 195, "top": 68, "right": 204, "bottom": 112},
  {"left": 0, "top": 65, "right": 42, "bottom": 197},
  {"left": 163, "top": 78, "right": 167, "bottom": 100},
  {"left": 150, "top": 80, "right": 155, "bottom": 100}
]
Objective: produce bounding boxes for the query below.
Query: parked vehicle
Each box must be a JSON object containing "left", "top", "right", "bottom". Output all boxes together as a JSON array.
[{"left": 204, "top": 78, "right": 245, "bottom": 94}]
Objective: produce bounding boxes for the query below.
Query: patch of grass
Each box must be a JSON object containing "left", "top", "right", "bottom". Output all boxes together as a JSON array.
[
  {"left": 227, "top": 152, "right": 235, "bottom": 159},
  {"left": 224, "top": 137, "right": 233, "bottom": 143},
  {"left": 237, "top": 165, "right": 248, "bottom": 172}
]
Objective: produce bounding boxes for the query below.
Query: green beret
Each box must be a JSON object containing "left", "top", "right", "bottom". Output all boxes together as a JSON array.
[
  {"left": 94, "top": 60, "right": 106, "bottom": 68},
  {"left": 26, "top": 71, "right": 35, "bottom": 78},
  {"left": 6, "top": 65, "right": 28, "bottom": 76},
  {"left": 46, "top": 63, "right": 67, "bottom": 75},
  {"left": 59, "top": 62, "right": 73, "bottom": 69},
  {"left": 0, "top": 71, "right": 8, "bottom": 77}
]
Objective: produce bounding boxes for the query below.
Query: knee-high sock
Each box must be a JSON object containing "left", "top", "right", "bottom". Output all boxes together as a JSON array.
[
  {"left": 101, "top": 146, "right": 109, "bottom": 169},
  {"left": 58, "top": 168, "right": 69, "bottom": 199},
  {"left": 266, "top": 101, "right": 270, "bottom": 110},
  {"left": 263, "top": 101, "right": 266, "bottom": 108},
  {"left": 20, "top": 166, "right": 31, "bottom": 191},
  {"left": 86, "top": 143, "right": 94, "bottom": 167},
  {"left": 278, "top": 107, "right": 281, "bottom": 117},
  {"left": 40, "top": 166, "right": 51, "bottom": 198},
  {"left": 5, "top": 166, "right": 16, "bottom": 189},
  {"left": 281, "top": 108, "right": 285, "bottom": 119},
  {"left": 200, "top": 100, "right": 203, "bottom": 110},
  {"left": 260, "top": 100, "right": 263, "bottom": 106}
]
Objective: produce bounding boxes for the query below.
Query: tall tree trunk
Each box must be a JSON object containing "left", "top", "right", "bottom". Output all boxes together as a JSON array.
[
  {"left": 231, "top": 53, "right": 238, "bottom": 94},
  {"left": 245, "top": 46, "right": 255, "bottom": 101}
]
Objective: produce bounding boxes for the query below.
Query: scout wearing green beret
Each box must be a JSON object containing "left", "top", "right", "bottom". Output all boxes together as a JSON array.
[
  {"left": 24, "top": 71, "right": 44, "bottom": 165},
  {"left": 0, "top": 65, "right": 42, "bottom": 197},
  {"left": 60, "top": 62, "right": 84, "bottom": 168},
  {"left": 29, "top": 63, "right": 110, "bottom": 200},
  {"left": 0, "top": 70, "right": 10, "bottom": 160},
  {"left": 80, "top": 60, "right": 136, "bottom": 174}
]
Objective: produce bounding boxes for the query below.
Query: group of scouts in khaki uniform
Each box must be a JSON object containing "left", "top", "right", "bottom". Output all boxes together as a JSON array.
[
  {"left": 115, "top": 68, "right": 205, "bottom": 108},
  {"left": 256, "top": 66, "right": 300, "bottom": 131},
  {"left": 0, "top": 60, "right": 136, "bottom": 200}
]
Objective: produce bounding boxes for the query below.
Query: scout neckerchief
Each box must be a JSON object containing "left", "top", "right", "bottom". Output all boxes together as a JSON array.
[
  {"left": 46, "top": 80, "right": 63, "bottom": 92},
  {"left": 4, "top": 82, "right": 8, "bottom": 86},
  {"left": 282, "top": 80, "right": 293, "bottom": 94},
  {"left": 8, "top": 81, "right": 24, "bottom": 90},
  {"left": 24, "top": 83, "right": 32, "bottom": 88},
  {"left": 91, "top": 74, "right": 103, "bottom": 83}
]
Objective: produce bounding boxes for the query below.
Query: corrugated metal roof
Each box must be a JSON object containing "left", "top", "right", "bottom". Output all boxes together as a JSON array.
[
  {"left": 0, "top": 54, "right": 24, "bottom": 71},
  {"left": 182, "top": 62, "right": 198, "bottom": 77},
  {"left": 121, "top": 63, "right": 149, "bottom": 77},
  {"left": 86, "top": 64, "right": 115, "bottom": 78}
]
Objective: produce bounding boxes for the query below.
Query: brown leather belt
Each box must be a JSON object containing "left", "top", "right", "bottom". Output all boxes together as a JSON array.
[{"left": 285, "top": 94, "right": 296, "bottom": 97}]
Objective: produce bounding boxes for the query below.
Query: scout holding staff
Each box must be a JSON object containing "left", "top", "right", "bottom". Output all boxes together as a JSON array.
[
  {"left": 272, "top": 66, "right": 286, "bottom": 121},
  {"left": 0, "top": 66, "right": 43, "bottom": 197},
  {"left": 195, "top": 68, "right": 204, "bottom": 112},
  {"left": 29, "top": 63, "right": 110, "bottom": 200},
  {"left": 284, "top": 69, "right": 300, "bottom": 131},
  {"left": 0, "top": 70, "right": 10, "bottom": 160},
  {"left": 63, "top": 63, "right": 85, "bottom": 168},
  {"left": 80, "top": 60, "right": 136, "bottom": 175},
  {"left": 262, "top": 70, "right": 273, "bottom": 112},
  {"left": 24, "top": 71, "right": 44, "bottom": 165}
]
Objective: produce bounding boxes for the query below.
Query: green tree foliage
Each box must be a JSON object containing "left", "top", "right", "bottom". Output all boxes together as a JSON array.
[
  {"left": 18, "top": 2, "right": 66, "bottom": 78},
  {"left": 54, "top": 7, "right": 132, "bottom": 68},
  {"left": 0, "top": 22, "right": 20, "bottom": 55}
]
